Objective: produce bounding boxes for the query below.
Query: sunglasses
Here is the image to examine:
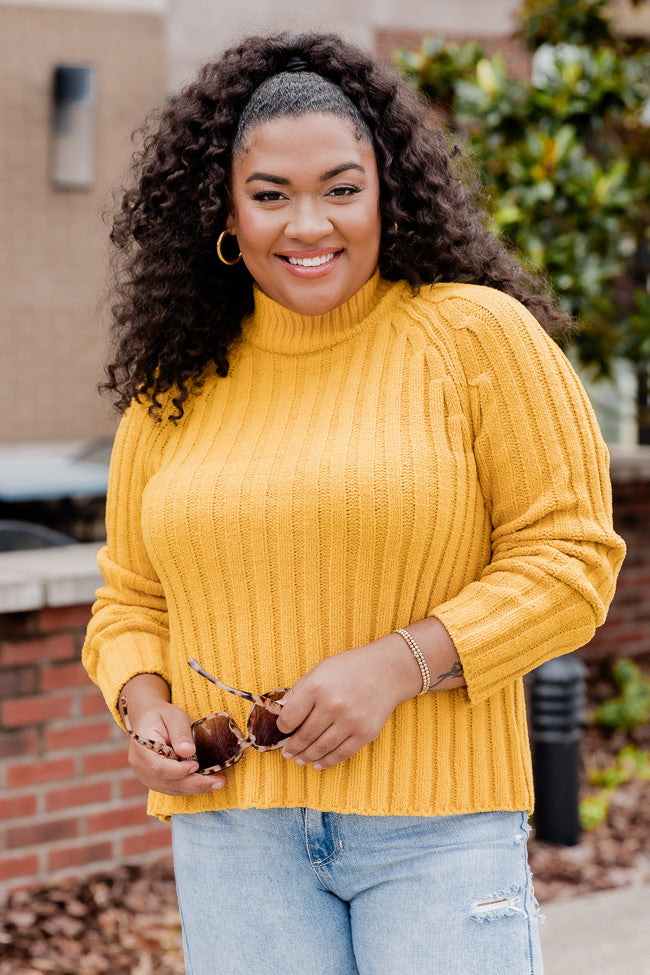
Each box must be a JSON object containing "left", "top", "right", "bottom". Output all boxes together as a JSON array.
[{"left": 118, "top": 659, "right": 289, "bottom": 775}]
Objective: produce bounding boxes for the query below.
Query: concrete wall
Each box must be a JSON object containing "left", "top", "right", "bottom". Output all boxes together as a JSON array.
[{"left": 0, "top": 2, "right": 165, "bottom": 443}]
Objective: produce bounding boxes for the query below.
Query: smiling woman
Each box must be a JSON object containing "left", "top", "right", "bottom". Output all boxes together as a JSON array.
[
  {"left": 83, "top": 30, "right": 625, "bottom": 975},
  {"left": 227, "top": 112, "right": 381, "bottom": 315}
]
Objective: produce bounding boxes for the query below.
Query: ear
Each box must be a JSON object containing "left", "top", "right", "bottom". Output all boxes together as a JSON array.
[{"left": 224, "top": 185, "right": 235, "bottom": 232}]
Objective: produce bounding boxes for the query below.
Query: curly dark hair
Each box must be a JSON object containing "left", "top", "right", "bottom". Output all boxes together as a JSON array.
[{"left": 105, "top": 30, "right": 570, "bottom": 418}]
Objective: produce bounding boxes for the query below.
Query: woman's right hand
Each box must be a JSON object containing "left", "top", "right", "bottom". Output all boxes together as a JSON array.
[{"left": 121, "top": 674, "right": 226, "bottom": 795}]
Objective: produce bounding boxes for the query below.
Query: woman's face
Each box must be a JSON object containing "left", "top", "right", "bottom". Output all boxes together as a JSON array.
[{"left": 227, "top": 112, "right": 381, "bottom": 316}]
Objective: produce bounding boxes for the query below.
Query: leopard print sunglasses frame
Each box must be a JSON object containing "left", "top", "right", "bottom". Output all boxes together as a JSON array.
[{"left": 118, "top": 659, "right": 290, "bottom": 775}]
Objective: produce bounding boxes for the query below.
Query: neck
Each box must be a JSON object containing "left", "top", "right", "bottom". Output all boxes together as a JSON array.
[{"left": 241, "top": 271, "right": 391, "bottom": 355}]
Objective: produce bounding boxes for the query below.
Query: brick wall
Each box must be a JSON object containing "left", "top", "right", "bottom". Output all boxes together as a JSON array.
[
  {"left": 0, "top": 604, "right": 171, "bottom": 889},
  {"left": 577, "top": 479, "right": 650, "bottom": 663},
  {"left": 0, "top": 476, "right": 648, "bottom": 890}
]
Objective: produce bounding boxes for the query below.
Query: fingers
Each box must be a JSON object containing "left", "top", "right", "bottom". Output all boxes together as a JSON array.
[
  {"left": 275, "top": 686, "right": 312, "bottom": 735},
  {"left": 281, "top": 710, "right": 335, "bottom": 764},
  {"left": 163, "top": 707, "right": 200, "bottom": 760},
  {"left": 127, "top": 738, "right": 227, "bottom": 795},
  {"left": 277, "top": 646, "right": 403, "bottom": 770},
  {"left": 124, "top": 701, "right": 227, "bottom": 796},
  {"left": 311, "top": 736, "right": 363, "bottom": 770}
]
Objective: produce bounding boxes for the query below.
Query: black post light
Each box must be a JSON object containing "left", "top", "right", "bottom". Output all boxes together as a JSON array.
[
  {"left": 530, "top": 653, "right": 587, "bottom": 846},
  {"left": 50, "top": 64, "right": 94, "bottom": 190}
]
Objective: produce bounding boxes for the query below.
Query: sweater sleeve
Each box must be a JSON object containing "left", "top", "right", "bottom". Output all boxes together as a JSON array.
[
  {"left": 82, "top": 400, "right": 171, "bottom": 723},
  {"left": 430, "top": 288, "right": 626, "bottom": 704}
]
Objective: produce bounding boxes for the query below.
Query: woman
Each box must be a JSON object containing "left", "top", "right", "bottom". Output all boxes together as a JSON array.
[{"left": 83, "top": 31, "right": 625, "bottom": 975}]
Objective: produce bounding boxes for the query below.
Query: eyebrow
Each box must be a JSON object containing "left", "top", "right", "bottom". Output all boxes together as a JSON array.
[{"left": 245, "top": 162, "right": 366, "bottom": 185}]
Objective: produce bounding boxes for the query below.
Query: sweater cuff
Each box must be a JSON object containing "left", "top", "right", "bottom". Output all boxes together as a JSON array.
[
  {"left": 93, "top": 631, "right": 172, "bottom": 726},
  {"left": 431, "top": 584, "right": 596, "bottom": 704}
]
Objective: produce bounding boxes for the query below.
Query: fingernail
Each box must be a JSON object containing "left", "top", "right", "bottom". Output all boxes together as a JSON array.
[
  {"left": 312, "top": 763, "right": 322, "bottom": 770},
  {"left": 282, "top": 750, "right": 292, "bottom": 759},
  {"left": 294, "top": 758, "right": 306, "bottom": 766},
  {"left": 211, "top": 781, "right": 225, "bottom": 790}
]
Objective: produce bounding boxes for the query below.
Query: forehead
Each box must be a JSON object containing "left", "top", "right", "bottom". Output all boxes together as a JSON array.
[{"left": 232, "top": 112, "right": 376, "bottom": 175}]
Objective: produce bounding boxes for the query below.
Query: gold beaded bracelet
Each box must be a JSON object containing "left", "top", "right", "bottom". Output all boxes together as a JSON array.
[{"left": 395, "top": 628, "right": 431, "bottom": 695}]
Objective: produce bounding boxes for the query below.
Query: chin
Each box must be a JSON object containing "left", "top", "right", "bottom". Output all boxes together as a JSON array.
[{"left": 284, "top": 289, "right": 351, "bottom": 317}]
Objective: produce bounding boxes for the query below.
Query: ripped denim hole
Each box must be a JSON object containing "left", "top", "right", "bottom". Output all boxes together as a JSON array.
[{"left": 469, "top": 888, "right": 527, "bottom": 923}]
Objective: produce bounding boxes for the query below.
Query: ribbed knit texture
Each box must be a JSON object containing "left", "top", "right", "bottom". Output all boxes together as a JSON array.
[{"left": 83, "top": 272, "right": 625, "bottom": 821}]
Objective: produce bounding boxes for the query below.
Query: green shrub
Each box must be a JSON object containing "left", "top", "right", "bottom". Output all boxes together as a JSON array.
[
  {"left": 594, "top": 658, "right": 650, "bottom": 733},
  {"left": 394, "top": 0, "right": 650, "bottom": 429}
]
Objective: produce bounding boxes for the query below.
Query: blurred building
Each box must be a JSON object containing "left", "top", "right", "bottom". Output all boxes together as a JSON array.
[
  {"left": 1, "top": 0, "right": 648, "bottom": 446},
  {"left": 0, "top": 0, "right": 165, "bottom": 444}
]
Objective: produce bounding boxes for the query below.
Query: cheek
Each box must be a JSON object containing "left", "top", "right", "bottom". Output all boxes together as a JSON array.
[{"left": 235, "top": 211, "right": 278, "bottom": 250}]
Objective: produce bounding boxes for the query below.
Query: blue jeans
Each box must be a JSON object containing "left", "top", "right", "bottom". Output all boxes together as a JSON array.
[{"left": 172, "top": 808, "right": 543, "bottom": 975}]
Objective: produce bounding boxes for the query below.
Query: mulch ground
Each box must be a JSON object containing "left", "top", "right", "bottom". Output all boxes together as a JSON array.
[{"left": 1, "top": 654, "right": 648, "bottom": 975}]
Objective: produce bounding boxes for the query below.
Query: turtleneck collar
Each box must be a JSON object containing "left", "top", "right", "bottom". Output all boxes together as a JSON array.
[{"left": 241, "top": 270, "right": 393, "bottom": 355}]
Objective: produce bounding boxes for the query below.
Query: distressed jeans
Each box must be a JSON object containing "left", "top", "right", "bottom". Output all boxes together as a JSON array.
[{"left": 172, "top": 807, "right": 544, "bottom": 975}]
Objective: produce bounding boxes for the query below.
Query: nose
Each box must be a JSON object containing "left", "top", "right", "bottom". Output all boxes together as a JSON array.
[{"left": 284, "top": 198, "right": 333, "bottom": 242}]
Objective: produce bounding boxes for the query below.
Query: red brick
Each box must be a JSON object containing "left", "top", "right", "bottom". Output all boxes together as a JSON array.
[
  {"left": 2, "top": 692, "right": 73, "bottom": 728},
  {"left": 39, "top": 604, "right": 92, "bottom": 633},
  {"left": 0, "top": 853, "right": 40, "bottom": 882},
  {"left": 7, "top": 755, "right": 76, "bottom": 788},
  {"left": 45, "top": 719, "right": 113, "bottom": 753},
  {"left": 0, "top": 668, "right": 38, "bottom": 697},
  {"left": 46, "top": 781, "right": 112, "bottom": 812},
  {"left": 7, "top": 816, "right": 78, "bottom": 849},
  {"left": 122, "top": 825, "right": 172, "bottom": 858},
  {"left": 48, "top": 840, "right": 113, "bottom": 873},
  {"left": 0, "top": 794, "right": 37, "bottom": 820},
  {"left": 82, "top": 746, "right": 127, "bottom": 776},
  {"left": 41, "top": 662, "right": 90, "bottom": 692},
  {"left": 120, "top": 775, "right": 149, "bottom": 799},
  {"left": 0, "top": 633, "right": 76, "bottom": 667},
  {"left": 0, "top": 728, "right": 39, "bottom": 760},
  {"left": 617, "top": 631, "right": 647, "bottom": 644},
  {"left": 0, "top": 611, "right": 39, "bottom": 641},
  {"left": 86, "top": 802, "right": 149, "bottom": 835},
  {"left": 82, "top": 688, "right": 109, "bottom": 716}
]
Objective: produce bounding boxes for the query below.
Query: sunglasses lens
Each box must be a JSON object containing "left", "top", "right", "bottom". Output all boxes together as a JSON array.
[
  {"left": 192, "top": 716, "right": 241, "bottom": 770},
  {"left": 248, "top": 690, "right": 287, "bottom": 747}
]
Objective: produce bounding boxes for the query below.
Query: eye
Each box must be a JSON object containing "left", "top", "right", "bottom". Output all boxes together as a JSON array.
[
  {"left": 328, "top": 185, "right": 360, "bottom": 197},
  {"left": 251, "top": 190, "right": 286, "bottom": 202}
]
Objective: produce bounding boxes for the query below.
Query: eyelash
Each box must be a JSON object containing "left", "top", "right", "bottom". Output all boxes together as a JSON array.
[{"left": 251, "top": 186, "right": 361, "bottom": 202}]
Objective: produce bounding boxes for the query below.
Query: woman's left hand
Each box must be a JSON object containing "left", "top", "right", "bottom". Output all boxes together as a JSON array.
[{"left": 275, "top": 634, "right": 422, "bottom": 770}]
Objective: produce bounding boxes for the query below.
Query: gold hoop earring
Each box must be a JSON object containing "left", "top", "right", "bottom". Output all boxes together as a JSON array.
[
  {"left": 386, "top": 221, "right": 399, "bottom": 253},
  {"left": 216, "top": 230, "right": 242, "bottom": 265}
]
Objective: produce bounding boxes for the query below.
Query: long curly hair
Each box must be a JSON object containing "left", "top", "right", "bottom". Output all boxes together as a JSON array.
[{"left": 105, "top": 30, "right": 570, "bottom": 418}]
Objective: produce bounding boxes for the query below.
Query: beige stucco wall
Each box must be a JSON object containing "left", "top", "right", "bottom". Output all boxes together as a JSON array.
[{"left": 0, "top": 3, "right": 165, "bottom": 442}]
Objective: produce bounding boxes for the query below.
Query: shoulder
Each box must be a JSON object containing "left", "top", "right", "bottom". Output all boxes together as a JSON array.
[
  {"left": 400, "top": 281, "right": 563, "bottom": 363},
  {"left": 405, "top": 282, "right": 541, "bottom": 334}
]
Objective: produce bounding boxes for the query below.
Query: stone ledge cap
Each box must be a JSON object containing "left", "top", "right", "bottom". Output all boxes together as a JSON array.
[{"left": 0, "top": 544, "right": 102, "bottom": 614}]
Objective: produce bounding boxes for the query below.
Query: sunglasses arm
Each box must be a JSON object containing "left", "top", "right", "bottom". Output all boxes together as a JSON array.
[{"left": 187, "top": 658, "right": 285, "bottom": 714}]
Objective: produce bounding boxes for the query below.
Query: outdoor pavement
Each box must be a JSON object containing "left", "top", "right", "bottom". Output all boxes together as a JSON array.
[{"left": 540, "top": 883, "right": 650, "bottom": 974}]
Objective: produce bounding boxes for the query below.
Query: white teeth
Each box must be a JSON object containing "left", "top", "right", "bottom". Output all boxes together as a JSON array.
[{"left": 287, "top": 253, "right": 335, "bottom": 267}]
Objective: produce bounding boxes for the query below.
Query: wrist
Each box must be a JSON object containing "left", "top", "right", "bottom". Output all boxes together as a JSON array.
[
  {"left": 121, "top": 673, "right": 171, "bottom": 707},
  {"left": 375, "top": 633, "right": 424, "bottom": 703}
]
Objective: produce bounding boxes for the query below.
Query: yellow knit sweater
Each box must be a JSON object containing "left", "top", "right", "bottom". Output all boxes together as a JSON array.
[{"left": 83, "top": 272, "right": 625, "bottom": 821}]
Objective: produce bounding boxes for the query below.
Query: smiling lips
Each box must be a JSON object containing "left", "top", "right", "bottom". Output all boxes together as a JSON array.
[{"left": 278, "top": 249, "right": 343, "bottom": 278}]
